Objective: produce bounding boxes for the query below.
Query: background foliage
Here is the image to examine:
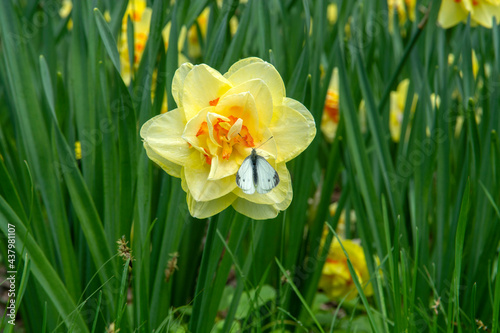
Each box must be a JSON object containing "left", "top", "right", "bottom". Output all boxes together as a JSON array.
[{"left": 1, "top": 0, "right": 500, "bottom": 332}]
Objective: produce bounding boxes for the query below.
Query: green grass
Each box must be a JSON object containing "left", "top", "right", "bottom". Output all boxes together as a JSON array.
[{"left": 1, "top": 0, "right": 500, "bottom": 332}]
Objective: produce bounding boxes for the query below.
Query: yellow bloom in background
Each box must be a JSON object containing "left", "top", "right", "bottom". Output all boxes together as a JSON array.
[
  {"left": 75, "top": 141, "right": 82, "bottom": 160},
  {"left": 187, "top": 8, "right": 210, "bottom": 59},
  {"left": 344, "top": 17, "right": 352, "bottom": 39},
  {"left": 119, "top": 0, "right": 181, "bottom": 114},
  {"left": 319, "top": 237, "right": 374, "bottom": 301},
  {"left": 471, "top": 49, "right": 480, "bottom": 80},
  {"left": 453, "top": 49, "right": 480, "bottom": 79},
  {"left": 321, "top": 68, "right": 339, "bottom": 142},
  {"left": 405, "top": 0, "right": 417, "bottom": 22},
  {"left": 140, "top": 58, "right": 316, "bottom": 220},
  {"left": 388, "top": 0, "right": 416, "bottom": 32},
  {"left": 327, "top": 3, "right": 338, "bottom": 25},
  {"left": 389, "top": 79, "right": 418, "bottom": 142},
  {"left": 119, "top": 0, "right": 152, "bottom": 86},
  {"left": 59, "top": 0, "right": 73, "bottom": 30},
  {"left": 438, "top": 0, "right": 500, "bottom": 29}
]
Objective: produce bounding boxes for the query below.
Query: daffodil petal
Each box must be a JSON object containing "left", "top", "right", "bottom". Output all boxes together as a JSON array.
[
  {"left": 227, "top": 118, "right": 243, "bottom": 140},
  {"left": 182, "top": 64, "right": 232, "bottom": 121},
  {"left": 207, "top": 112, "right": 230, "bottom": 147},
  {"left": 208, "top": 155, "right": 240, "bottom": 181},
  {"left": 273, "top": 183, "right": 292, "bottom": 211},
  {"left": 437, "top": 0, "right": 468, "bottom": 29},
  {"left": 269, "top": 98, "right": 316, "bottom": 163},
  {"left": 187, "top": 191, "right": 237, "bottom": 219},
  {"left": 396, "top": 79, "right": 409, "bottom": 108},
  {"left": 182, "top": 106, "right": 215, "bottom": 153},
  {"left": 328, "top": 68, "right": 339, "bottom": 91},
  {"left": 224, "top": 57, "right": 264, "bottom": 77},
  {"left": 184, "top": 164, "right": 237, "bottom": 201},
  {"left": 321, "top": 111, "right": 338, "bottom": 143},
  {"left": 140, "top": 109, "right": 191, "bottom": 167},
  {"left": 471, "top": 4, "right": 500, "bottom": 28},
  {"left": 215, "top": 92, "right": 260, "bottom": 139},
  {"left": 172, "top": 62, "right": 194, "bottom": 108},
  {"left": 221, "top": 79, "right": 274, "bottom": 126},
  {"left": 248, "top": 128, "right": 278, "bottom": 160},
  {"left": 142, "top": 141, "right": 182, "bottom": 177},
  {"left": 231, "top": 198, "right": 280, "bottom": 220},
  {"left": 224, "top": 61, "right": 286, "bottom": 107}
]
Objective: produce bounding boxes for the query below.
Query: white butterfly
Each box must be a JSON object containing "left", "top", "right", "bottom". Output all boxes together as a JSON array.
[{"left": 236, "top": 143, "right": 280, "bottom": 195}]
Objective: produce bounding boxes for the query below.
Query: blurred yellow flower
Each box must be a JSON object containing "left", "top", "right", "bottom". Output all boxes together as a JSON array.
[
  {"left": 59, "top": 0, "right": 74, "bottom": 30},
  {"left": 321, "top": 68, "right": 339, "bottom": 142},
  {"left": 327, "top": 3, "right": 338, "bottom": 25},
  {"left": 472, "top": 49, "right": 479, "bottom": 79},
  {"left": 119, "top": 0, "right": 152, "bottom": 85},
  {"left": 319, "top": 237, "right": 374, "bottom": 301},
  {"left": 438, "top": 0, "right": 500, "bottom": 29},
  {"left": 388, "top": 0, "right": 416, "bottom": 32},
  {"left": 389, "top": 79, "right": 418, "bottom": 142},
  {"left": 186, "top": 8, "right": 210, "bottom": 59},
  {"left": 119, "top": 0, "right": 181, "bottom": 114},
  {"left": 140, "top": 58, "right": 316, "bottom": 220},
  {"left": 75, "top": 141, "right": 82, "bottom": 160}
]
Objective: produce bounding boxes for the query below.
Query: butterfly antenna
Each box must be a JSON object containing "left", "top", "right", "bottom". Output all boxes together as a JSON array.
[
  {"left": 255, "top": 136, "right": 274, "bottom": 149},
  {"left": 237, "top": 133, "right": 274, "bottom": 149}
]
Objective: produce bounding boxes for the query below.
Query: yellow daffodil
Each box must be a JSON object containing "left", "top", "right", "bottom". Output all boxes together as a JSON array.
[
  {"left": 119, "top": 0, "right": 151, "bottom": 86},
  {"left": 472, "top": 49, "right": 480, "bottom": 79},
  {"left": 59, "top": 0, "right": 73, "bottom": 30},
  {"left": 187, "top": 8, "right": 210, "bottom": 59},
  {"left": 388, "top": 0, "right": 416, "bottom": 32},
  {"left": 438, "top": 0, "right": 500, "bottom": 29},
  {"left": 119, "top": 0, "right": 177, "bottom": 114},
  {"left": 389, "top": 79, "right": 418, "bottom": 142},
  {"left": 140, "top": 58, "right": 316, "bottom": 220},
  {"left": 319, "top": 237, "right": 374, "bottom": 301},
  {"left": 405, "top": 0, "right": 417, "bottom": 22},
  {"left": 321, "top": 68, "right": 339, "bottom": 142},
  {"left": 327, "top": 3, "right": 338, "bottom": 25},
  {"left": 75, "top": 141, "right": 82, "bottom": 160},
  {"left": 453, "top": 50, "right": 480, "bottom": 79}
]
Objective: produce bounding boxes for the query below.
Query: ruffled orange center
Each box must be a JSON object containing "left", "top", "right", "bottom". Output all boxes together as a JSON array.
[
  {"left": 324, "top": 90, "right": 339, "bottom": 123},
  {"left": 196, "top": 115, "right": 255, "bottom": 164}
]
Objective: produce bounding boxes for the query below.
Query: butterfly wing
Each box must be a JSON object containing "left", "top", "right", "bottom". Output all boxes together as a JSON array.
[
  {"left": 236, "top": 155, "right": 255, "bottom": 194},
  {"left": 255, "top": 155, "right": 280, "bottom": 194}
]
